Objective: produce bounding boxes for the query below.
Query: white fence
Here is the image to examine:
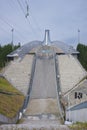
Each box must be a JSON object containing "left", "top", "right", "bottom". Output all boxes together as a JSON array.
[{"left": 66, "top": 108, "right": 87, "bottom": 123}]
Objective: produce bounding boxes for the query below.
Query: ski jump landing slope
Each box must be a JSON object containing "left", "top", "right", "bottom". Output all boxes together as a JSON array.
[{"left": 25, "top": 53, "right": 62, "bottom": 120}]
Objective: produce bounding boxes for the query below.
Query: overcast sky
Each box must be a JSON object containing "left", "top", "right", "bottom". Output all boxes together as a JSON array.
[{"left": 0, "top": 0, "right": 87, "bottom": 47}]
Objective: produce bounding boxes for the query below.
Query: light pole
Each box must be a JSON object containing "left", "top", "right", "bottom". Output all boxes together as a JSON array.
[
  {"left": 11, "top": 28, "right": 14, "bottom": 50},
  {"left": 78, "top": 29, "right": 80, "bottom": 44},
  {"left": 68, "top": 94, "right": 70, "bottom": 121}
]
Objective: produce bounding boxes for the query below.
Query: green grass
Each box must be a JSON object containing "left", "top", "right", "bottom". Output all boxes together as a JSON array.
[
  {"left": 69, "top": 122, "right": 87, "bottom": 130},
  {"left": 0, "top": 77, "right": 24, "bottom": 118},
  {"left": 0, "top": 77, "right": 22, "bottom": 94}
]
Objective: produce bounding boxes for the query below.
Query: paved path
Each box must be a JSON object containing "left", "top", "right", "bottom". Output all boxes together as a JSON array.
[{"left": 0, "top": 122, "right": 70, "bottom": 130}]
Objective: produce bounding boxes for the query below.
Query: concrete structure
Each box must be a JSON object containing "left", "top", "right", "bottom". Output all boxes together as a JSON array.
[
  {"left": 58, "top": 54, "right": 86, "bottom": 94},
  {"left": 66, "top": 101, "right": 87, "bottom": 122},
  {"left": 25, "top": 53, "right": 60, "bottom": 117},
  {"left": 64, "top": 79, "right": 87, "bottom": 107},
  {"left": 2, "top": 30, "right": 87, "bottom": 124},
  {"left": 7, "top": 30, "right": 79, "bottom": 59},
  {"left": 4, "top": 55, "right": 34, "bottom": 95}
]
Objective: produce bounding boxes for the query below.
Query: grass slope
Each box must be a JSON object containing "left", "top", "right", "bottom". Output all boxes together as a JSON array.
[
  {"left": 0, "top": 77, "right": 24, "bottom": 118},
  {"left": 69, "top": 122, "right": 87, "bottom": 130}
]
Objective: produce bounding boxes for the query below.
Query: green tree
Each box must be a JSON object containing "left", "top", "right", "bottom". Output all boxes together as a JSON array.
[
  {"left": 77, "top": 43, "right": 87, "bottom": 70},
  {"left": 0, "top": 43, "right": 20, "bottom": 68}
]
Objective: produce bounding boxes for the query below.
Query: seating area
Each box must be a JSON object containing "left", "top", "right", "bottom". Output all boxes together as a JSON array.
[
  {"left": 3, "top": 55, "right": 34, "bottom": 96},
  {"left": 65, "top": 79, "right": 87, "bottom": 107},
  {"left": 58, "top": 54, "right": 86, "bottom": 94}
]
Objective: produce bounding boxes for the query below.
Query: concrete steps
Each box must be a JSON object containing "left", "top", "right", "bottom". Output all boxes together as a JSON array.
[
  {"left": 58, "top": 54, "right": 86, "bottom": 94},
  {"left": 3, "top": 55, "right": 34, "bottom": 95},
  {"left": 0, "top": 123, "right": 69, "bottom": 130}
]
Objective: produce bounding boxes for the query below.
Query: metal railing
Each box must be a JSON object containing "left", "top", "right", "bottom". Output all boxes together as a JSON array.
[
  {"left": 54, "top": 54, "right": 64, "bottom": 121},
  {"left": 20, "top": 54, "right": 36, "bottom": 112}
]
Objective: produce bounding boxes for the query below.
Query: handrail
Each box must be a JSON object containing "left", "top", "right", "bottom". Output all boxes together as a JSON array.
[
  {"left": 20, "top": 54, "right": 36, "bottom": 113},
  {"left": 54, "top": 54, "right": 64, "bottom": 121}
]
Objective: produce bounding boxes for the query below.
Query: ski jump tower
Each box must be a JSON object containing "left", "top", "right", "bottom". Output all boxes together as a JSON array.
[{"left": 4, "top": 30, "right": 87, "bottom": 123}]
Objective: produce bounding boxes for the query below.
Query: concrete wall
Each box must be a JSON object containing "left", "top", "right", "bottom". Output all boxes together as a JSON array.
[
  {"left": 3, "top": 54, "right": 34, "bottom": 96},
  {"left": 66, "top": 108, "right": 87, "bottom": 122},
  {"left": 0, "top": 113, "right": 19, "bottom": 124},
  {"left": 58, "top": 54, "right": 86, "bottom": 94}
]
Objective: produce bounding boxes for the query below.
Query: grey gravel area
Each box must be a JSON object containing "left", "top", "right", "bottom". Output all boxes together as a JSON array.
[
  {"left": 0, "top": 121, "right": 70, "bottom": 130},
  {"left": 0, "top": 73, "right": 4, "bottom": 77}
]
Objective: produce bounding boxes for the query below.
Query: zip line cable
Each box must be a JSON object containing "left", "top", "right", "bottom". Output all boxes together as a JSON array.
[
  {"left": 17, "top": 0, "right": 41, "bottom": 37},
  {"left": 0, "top": 0, "right": 43, "bottom": 44},
  {"left": 9, "top": 0, "right": 23, "bottom": 18},
  {"left": 17, "top": 0, "right": 35, "bottom": 33},
  {"left": 1, "top": 0, "right": 33, "bottom": 39},
  {"left": 0, "top": 17, "right": 13, "bottom": 29},
  {"left": 17, "top": 0, "right": 25, "bottom": 16},
  {"left": 26, "top": 17, "right": 37, "bottom": 34},
  {"left": 25, "top": 0, "right": 29, "bottom": 18},
  {"left": 0, "top": 16, "right": 27, "bottom": 41},
  {"left": 0, "top": 2, "right": 28, "bottom": 44},
  {"left": 25, "top": 0, "right": 42, "bottom": 34},
  {"left": 0, "top": 24, "right": 10, "bottom": 34},
  {"left": 25, "top": 0, "right": 42, "bottom": 35},
  {"left": 8, "top": 1, "right": 31, "bottom": 40},
  {"left": 29, "top": 11, "right": 42, "bottom": 34}
]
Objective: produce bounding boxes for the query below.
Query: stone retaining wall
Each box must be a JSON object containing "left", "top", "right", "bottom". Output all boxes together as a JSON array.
[{"left": 0, "top": 113, "right": 19, "bottom": 124}]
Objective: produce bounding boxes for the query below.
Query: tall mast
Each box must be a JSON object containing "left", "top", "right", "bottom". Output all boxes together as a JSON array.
[
  {"left": 78, "top": 29, "right": 80, "bottom": 44},
  {"left": 11, "top": 28, "right": 14, "bottom": 50}
]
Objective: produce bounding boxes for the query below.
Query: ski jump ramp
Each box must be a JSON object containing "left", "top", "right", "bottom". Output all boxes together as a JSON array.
[{"left": 24, "top": 50, "right": 63, "bottom": 121}]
